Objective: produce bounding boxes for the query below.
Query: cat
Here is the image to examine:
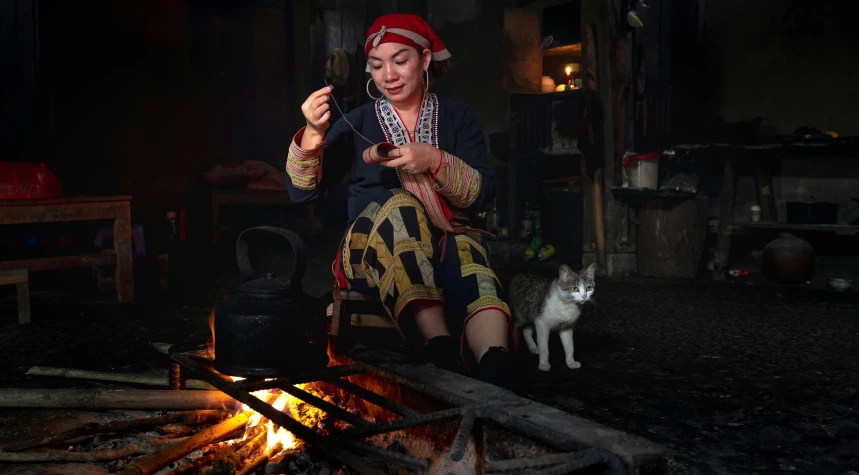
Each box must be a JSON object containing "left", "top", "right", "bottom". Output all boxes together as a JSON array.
[{"left": 509, "top": 263, "right": 596, "bottom": 371}]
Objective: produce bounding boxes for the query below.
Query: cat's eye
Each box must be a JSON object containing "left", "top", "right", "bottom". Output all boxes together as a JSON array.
[
  {"left": 587, "top": 286, "right": 593, "bottom": 291},
  {"left": 573, "top": 287, "right": 579, "bottom": 292}
]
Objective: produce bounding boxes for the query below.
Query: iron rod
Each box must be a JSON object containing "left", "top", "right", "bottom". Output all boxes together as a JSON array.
[
  {"left": 321, "top": 377, "right": 420, "bottom": 418},
  {"left": 236, "top": 364, "right": 366, "bottom": 392},
  {"left": 342, "top": 440, "right": 429, "bottom": 472},
  {"left": 171, "top": 353, "right": 386, "bottom": 475},
  {"left": 341, "top": 407, "right": 464, "bottom": 439},
  {"left": 277, "top": 384, "right": 371, "bottom": 429},
  {"left": 447, "top": 408, "right": 475, "bottom": 462}
]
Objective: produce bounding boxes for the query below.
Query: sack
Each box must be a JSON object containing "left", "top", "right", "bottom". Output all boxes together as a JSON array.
[{"left": 0, "top": 162, "right": 63, "bottom": 199}]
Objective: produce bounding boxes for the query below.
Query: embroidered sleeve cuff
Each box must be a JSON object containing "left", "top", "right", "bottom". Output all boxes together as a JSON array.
[
  {"left": 433, "top": 152, "right": 482, "bottom": 209},
  {"left": 287, "top": 127, "right": 324, "bottom": 190}
]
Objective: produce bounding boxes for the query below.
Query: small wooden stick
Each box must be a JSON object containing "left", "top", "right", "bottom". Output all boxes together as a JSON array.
[
  {"left": 1, "top": 410, "right": 231, "bottom": 452},
  {"left": 118, "top": 412, "right": 250, "bottom": 475},
  {"left": 0, "top": 388, "right": 236, "bottom": 410},
  {"left": 0, "top": 434, "right": 187, "bottom": 463},
  {"left": 26, "top": 366, "right": 213, "bottom": 390},
  {"left": 237, "top": 441, "right": 283, "bottom": 475}
]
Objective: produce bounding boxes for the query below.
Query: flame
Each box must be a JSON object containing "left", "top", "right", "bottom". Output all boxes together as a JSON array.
[
  {"left": 207, "top": 310, "right": 215, "bottom": 354},
  {"left": 228, "top": 377, "right": 328, "bottom": 455}
]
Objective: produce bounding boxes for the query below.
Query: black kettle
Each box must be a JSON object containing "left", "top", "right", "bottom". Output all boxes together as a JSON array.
[{"left": 213, "top": 226, "right": 329, "bottom": 378}]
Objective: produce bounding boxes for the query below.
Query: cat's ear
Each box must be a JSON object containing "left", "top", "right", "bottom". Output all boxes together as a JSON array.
[
  {"left": 559, "top": 264, "right": 574, "bottom": 280},
  {"left": 583, "top": 263, "right": 596, "bottom": 280}
]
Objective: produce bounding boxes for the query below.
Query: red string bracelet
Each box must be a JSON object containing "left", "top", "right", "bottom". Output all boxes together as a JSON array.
[{"left": 430, "top": 150, "right": 445, "bottom": 185}]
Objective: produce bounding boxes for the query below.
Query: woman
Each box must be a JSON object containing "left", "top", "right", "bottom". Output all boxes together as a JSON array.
[{"left": 286, "top": 13, "right": 514, "bottom": 390}]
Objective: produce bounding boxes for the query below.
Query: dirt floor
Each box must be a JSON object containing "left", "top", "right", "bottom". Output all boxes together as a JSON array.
[{"left": 1, "top": 222, "right": 857, "bottom": 474}]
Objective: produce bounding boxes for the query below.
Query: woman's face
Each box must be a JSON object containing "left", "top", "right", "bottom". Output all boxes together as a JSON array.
[{"left": 367, "top": 42, "right": 431, "bottom": 105}]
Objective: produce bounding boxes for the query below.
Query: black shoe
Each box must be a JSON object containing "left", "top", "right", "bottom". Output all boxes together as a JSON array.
[
  {"left": 424, "top": 335, "right": 466, "bottom": 375},
  {"left": 477, "top": 346, "right": 521, "bottom": 393}
]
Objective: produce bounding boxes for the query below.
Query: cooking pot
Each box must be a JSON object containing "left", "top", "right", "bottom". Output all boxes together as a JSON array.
[
  {"left": 786, "top": 197, "right": 838, "bottom": 225},
  {"left": 213, "top": 226, "right": 328, "bottom": 378}
]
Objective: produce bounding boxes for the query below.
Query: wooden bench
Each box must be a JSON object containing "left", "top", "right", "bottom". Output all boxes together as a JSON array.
[
  {"left": 0, "top": 196, "right": 134, "bottom": 302},
  {"left": 0, "top": 269, "right": 30, "bottom": 324},
  {"left": 330, "top": 286, "right": 397, "bottom": 352}
]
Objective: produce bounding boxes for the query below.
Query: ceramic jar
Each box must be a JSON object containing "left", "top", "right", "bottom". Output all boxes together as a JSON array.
[{"left": 762, "top": 233, "right": 814, "bottom": 284}]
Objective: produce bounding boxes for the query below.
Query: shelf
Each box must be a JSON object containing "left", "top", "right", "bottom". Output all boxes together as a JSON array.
[
  {"left": 510, "top": 89, "right": 582, "bottom": 99},
  {"left": 727, "top": 221, "right": 859, "bottom": 236},
  {"left": 611, "top": 187, "right": 696, "bottom": 199},
  {"left": 543, "top": 42, "right": 582, "bottom": 57}
]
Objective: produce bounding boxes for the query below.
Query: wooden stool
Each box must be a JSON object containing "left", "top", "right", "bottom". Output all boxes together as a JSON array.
[
  {"left": 0, "top": 269, "right": 30, "bottom": 324},
  {"left": 330, "top": 285, "right": 397, "bottom": 353}
]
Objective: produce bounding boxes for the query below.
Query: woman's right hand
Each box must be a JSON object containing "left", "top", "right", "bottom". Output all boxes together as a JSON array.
[{"left": 302, "top": 86, "right": 334, "bottom": 137}]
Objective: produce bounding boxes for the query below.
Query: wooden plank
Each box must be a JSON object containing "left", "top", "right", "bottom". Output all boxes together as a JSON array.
[
  {"left": 503, "top": 7, "right": 542, "bottom": 93},
  {"left": 0, "top": 201, "right": 130, "bottom": 225},
  {"left": 0, "top": 270, "right": 28, "bottom": 286},
  {"left": 211, "top": 190, "right": 295, "bottom": 206},
  {"left": 729, "top": 222, "right": 859, "bottom": 236},
  {"left": 0, "top": 196, "right": 131, "bottom": 206},
  {"left": 543, "top": 42, "right": 583, "bottom": 57},
  {"left": 350, "top": 314, "right": 395, "bottom": 329},
  {"left": 0, "top": 253, "right": 117, "bottom": 272}
]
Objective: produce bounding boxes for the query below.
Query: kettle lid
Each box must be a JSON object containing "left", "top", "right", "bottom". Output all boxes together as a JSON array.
[{"left": 238, "top": 272, "right": 291, "bottom": 297}]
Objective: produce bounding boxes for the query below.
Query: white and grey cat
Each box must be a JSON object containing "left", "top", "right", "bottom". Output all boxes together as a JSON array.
[{"left": 509, "top": 263, "right": 596, "bottom": 371}]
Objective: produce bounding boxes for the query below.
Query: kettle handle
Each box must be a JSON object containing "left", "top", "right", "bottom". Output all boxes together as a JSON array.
[{"left": 235, "top": 226, "right": 307, "bottom": 292}]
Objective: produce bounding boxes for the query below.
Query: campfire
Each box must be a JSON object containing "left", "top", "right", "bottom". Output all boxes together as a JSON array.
[{"left": 0, "top": 314, "right": 641, "bottom": 475}]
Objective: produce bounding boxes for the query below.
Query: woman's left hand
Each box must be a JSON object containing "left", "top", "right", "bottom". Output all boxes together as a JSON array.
[{"left": 382, "top": 142, "right": 441, "bottom": 175}]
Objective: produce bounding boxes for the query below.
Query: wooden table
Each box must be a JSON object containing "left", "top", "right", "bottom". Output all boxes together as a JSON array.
[
  {"left": 211, "top": 190, "right": 314, "bottom": 244},
  {"left": 673, "top": 137, "right": 859, "bottom": 279},
  {"left": 0, "top": 196, "right": 134, "bottom": 302}
]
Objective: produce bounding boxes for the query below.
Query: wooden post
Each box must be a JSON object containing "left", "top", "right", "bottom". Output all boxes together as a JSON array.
[
  {"left": 17, "top": 276, "right": 30, "bottom": 324},
  {"left": 0, "top": 270, "right": 30, "bottom": 324},
  {"left": 713, "top": 154, "right": 736, "bottom": 280},
  {"left": 581, "top": 0, "right": 637, "bottom": 276},
  {"left": 113, "top": 200, "right": 134, "bottom": 302}
]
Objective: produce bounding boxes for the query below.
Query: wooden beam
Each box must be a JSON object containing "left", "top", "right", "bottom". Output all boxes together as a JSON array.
[
  {"left": 0, "top": 201, "right": 130, "bottom": 225},
  {"left": 0, "top": 253, "right": 117, "bottom": 272}
]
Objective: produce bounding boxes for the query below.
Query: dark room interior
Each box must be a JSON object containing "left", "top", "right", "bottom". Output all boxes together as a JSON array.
[{"left": 1, "top": 0, "right": 858, "bottom": 474}]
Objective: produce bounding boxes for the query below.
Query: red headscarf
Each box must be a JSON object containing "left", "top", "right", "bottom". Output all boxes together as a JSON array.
[{"left": 364, "top": 13, "right": 451, "bottom": 72}]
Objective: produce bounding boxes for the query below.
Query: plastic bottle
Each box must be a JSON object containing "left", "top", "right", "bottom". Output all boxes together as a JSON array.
[{"left": 521, "top": 201, "right": 533, "bottom": 238}]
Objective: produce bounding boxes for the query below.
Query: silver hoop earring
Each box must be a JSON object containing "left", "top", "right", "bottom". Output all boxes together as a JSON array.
[
  {"left": 423, "top": 69, "right": 429, "bottom": 93},
  {"left": 366, "top": 79, "right": 381, "bottom": 101}
]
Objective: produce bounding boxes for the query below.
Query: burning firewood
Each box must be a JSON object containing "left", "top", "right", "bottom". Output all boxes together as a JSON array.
[
  {"left": 0, "top": 433, "right": 188, "bottom": 463},
  {"left": 117, "top": 412, "right": 251, "bottom": 475},
  {"left": 235, "top": 441, "right": 283, "bottom": 475},
  {"left": 168, "top": 425, "right": 266, "bottom": 475},
  {"left": 1, "top": 410, "right": 231, "bottom": 452}
]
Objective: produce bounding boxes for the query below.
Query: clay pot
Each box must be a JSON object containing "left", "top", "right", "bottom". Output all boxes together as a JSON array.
[{"left": 762, "top": 233, "right": 814, "bottom": 284}]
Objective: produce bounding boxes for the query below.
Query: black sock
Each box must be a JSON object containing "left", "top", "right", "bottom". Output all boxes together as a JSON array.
[
  {"left": 478, "top": 346, "right": 517, "bottom": 391},
  {"left": 424, "top": 335, "right": 465, "bottom": 374}
]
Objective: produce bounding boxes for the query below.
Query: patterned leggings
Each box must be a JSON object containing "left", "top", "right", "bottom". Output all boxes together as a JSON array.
[{"left": 337, "top": 189, "right": 512, "bottom": 362}]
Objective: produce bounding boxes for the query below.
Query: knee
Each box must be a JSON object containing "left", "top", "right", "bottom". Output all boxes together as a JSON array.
[{"left": 382, "top": 189, "right": 425, "bottom": 213}]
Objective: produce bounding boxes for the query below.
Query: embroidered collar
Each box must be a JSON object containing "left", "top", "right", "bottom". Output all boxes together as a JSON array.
[{"left": 374, "top": 93, "right": 438, "bottom": 148}]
